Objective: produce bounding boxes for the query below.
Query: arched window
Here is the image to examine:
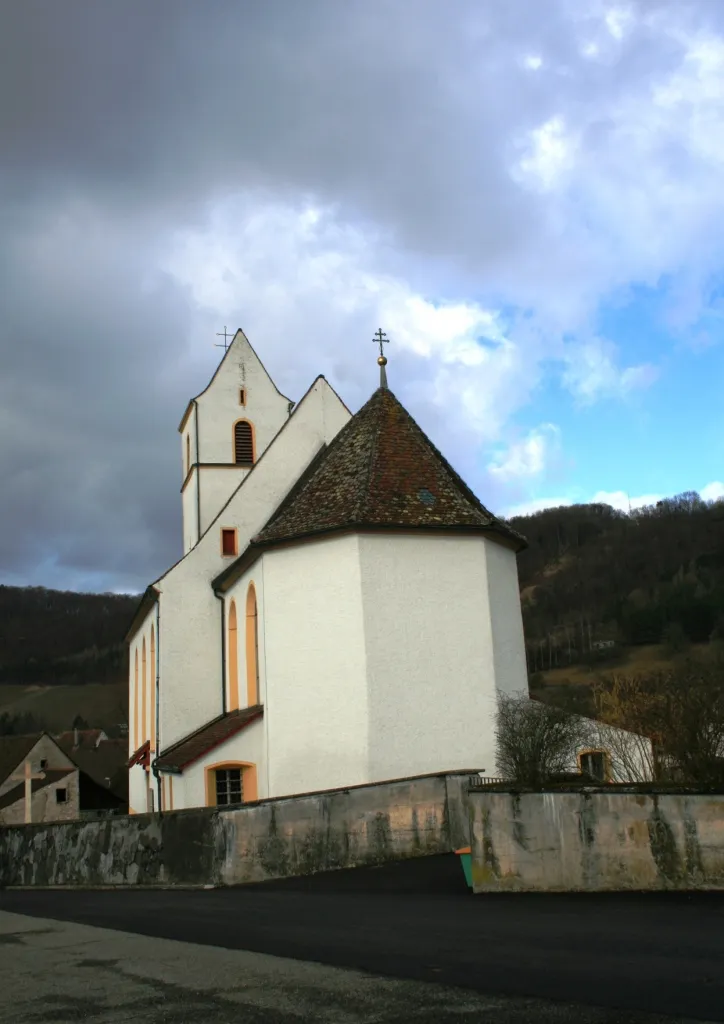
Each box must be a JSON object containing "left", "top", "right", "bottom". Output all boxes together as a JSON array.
[
  {"left": 205, "top": 761, "right": 258, "bottom": 806},
  {"left": 228, "top": 600, "right": 239, "bottom": 711},
  {"left": 133, "top": 649, "right": 139, "bottom": 750},
  {"left": 150, "top": 625, "right": 156, "bottom": 751},
  {"left": 233, "top": 420, "right": 254, "bottom": 465},
  {"left": 141, "top": 637, "right": 147, "bottom": 745},
  {"left": 246, "top": 583, "right": 259, "bottom": 706}
]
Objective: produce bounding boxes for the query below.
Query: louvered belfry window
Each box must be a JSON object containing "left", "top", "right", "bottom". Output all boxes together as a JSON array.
[{"left": 234, "top": 421, "right": 254, "bottom": 464}]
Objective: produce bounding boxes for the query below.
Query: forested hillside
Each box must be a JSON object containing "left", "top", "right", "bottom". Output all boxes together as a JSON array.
[
  {"left": 508, "top": 491, "right": 724, "bottom": 674},
  {"left": 0, "top": 586, "right": 138, "bottom": 687}
]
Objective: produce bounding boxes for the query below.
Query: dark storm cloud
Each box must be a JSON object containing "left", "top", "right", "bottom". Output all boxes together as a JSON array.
[{"left": 0, "top": 0, "right": 717, "bottom": 591}]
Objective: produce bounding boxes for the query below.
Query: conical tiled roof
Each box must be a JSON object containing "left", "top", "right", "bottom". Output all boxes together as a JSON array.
[{"left": 252, "top": 388, "right": 526, "bottom": 550}]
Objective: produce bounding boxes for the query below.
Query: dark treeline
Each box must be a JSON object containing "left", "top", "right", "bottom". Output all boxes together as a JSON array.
[
  {"left": 507, "top": 491, "right": 724, "bottom": 673},
  {"left": 0, "top": 585, "right": 139, "bottom": 686}
]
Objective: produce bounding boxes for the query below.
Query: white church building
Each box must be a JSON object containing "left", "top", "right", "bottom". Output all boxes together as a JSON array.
[{"left": 126, "top": 330, "right": 531, "bottom": 814}]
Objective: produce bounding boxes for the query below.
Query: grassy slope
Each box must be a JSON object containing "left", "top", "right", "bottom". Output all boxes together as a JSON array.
[{"left": 0, "top": 681, "right": 127, "bottom": 733}]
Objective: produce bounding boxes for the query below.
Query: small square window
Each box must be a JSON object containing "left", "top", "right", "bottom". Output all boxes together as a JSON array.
[
  {"left": 239, "top": 388, "right": 246, "bottom": 406},
  {"left": 221, "top": 528, "right": 237, "bottom": 557},
  {"left": 215, "top": 768, "right": 243, "bottom": 805},
  {"left": 579, "top": 751, "right": 608, "bottom": 782},
  {"left": 56, "top": 788, "right": 67, "bottom": 804}
]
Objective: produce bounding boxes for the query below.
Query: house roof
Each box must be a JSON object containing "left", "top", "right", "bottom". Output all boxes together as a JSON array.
[
  {"left": 125, "top": 585, "right": 159, "bottom": 643},
  {"left": 213, "top": 386, "right": 526, "bottom": 592},
  {"left": 0, "top": 768, "right": 74, "bottom": 812},
  {"left": 0, "top": 733, "right": 43, "bottom": 785},
  {"left": 54, "top": 729, "right": 106, "bottom": 749},
  {"left": 155, "top": 705, "right": 263, "bottom": 773},
  {"left": 57, "top": 736, "right": 128, "bottom": 798},
  {"left": 255, "top": 386, "right": 526, "bottom": 546}
]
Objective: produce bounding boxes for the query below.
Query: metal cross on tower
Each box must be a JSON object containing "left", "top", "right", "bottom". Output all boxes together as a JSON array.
[
  {"left": 373, "top": 328, "right": 389, "bottom": 358},
  {"left": 215, "top": 326, "right": 233, "bottom": 351},
  {"left": 373, "top": 328, "right": 390, "bottom": 388}
]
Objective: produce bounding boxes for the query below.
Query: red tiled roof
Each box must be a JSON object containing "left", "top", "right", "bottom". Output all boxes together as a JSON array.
[
  {"left": 126, "top": 740, "right": 151, "bottom": 770},
  {"left": 155, "top": 705, "right": 263, "bottom": 773},
  {"left": 252, "top": 387, "right": 527, "bottom": 549}
]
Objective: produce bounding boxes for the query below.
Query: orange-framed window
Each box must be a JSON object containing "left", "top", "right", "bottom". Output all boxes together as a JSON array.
[
  {"left": 246, "top": 583, "right": 259, "bottom": 706},
  {"left": 205, "top": 761, "right": 258, "bottom": 806},
  {"left": 228, "top": 600, "right": 239, "bottom": 711}
]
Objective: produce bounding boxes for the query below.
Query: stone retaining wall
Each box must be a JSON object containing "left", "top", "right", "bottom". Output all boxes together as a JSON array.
[
  {"left": 469, "top": 788, "right": 724, "bottom": 892},
  {"left": 0, "top": 769, "right": 474, "bottom": 888}
]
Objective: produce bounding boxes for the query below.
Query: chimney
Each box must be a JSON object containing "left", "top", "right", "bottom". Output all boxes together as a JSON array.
[{"left": 73, "top": 727, "right": 79, "bottom": 748}]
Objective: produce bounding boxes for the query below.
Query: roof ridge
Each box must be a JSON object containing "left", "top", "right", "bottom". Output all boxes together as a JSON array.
[{"left": 352, "top": 388, "right": 388, "bottom": 521}]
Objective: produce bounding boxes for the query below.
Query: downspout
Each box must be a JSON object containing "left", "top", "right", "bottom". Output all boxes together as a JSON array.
[
  {"left": 151, "top": 599, "right": 162, "bottom": 814},
  {"left": 194, "top": 399, "right": 201, "bottom": 544},
  {"left": 215, "top": 590, "right": 227, "bottom": 715}
]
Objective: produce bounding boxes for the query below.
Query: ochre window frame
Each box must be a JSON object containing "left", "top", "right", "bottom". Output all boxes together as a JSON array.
[
  {"left": 239, "top": 387, "right": 246, "bottom": 406},
  {"left": 577, "top": 748, "right": 611, "bottom": 782},
  {"left": 220, "top": 527, "right": 238, "bottom": 557},
  {"left": 150, "top": 624, "right": 156, "bottom": 752},
  {"left": 205, "top": 760, "right": 258, "bottom": 807},
  {"left": 232, "top": 419, "right": 255, "bottom": 465},
  {"left": 228, "top": 599, "right": 239, "bottom": 711},
  {"left": 246, "top": 582, "right": 260, "bottom": 707},
  {"left": 133, "top": 648, "right": 139, "bottom": 751}
]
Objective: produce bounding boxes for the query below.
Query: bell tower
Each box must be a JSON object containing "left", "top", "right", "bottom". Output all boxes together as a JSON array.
[{"left": 178, "top": 329, "right": 294, "bottom": 554}]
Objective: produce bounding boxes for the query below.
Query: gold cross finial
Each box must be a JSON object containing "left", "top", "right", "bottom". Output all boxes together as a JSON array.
[{"left": 373, "top": 329, "right": 389, "bottom": 388}]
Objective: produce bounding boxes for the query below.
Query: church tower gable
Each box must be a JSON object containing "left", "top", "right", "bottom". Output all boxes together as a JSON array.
[{"left": 179, "top": 330, "right": 293, "bottom": 553}]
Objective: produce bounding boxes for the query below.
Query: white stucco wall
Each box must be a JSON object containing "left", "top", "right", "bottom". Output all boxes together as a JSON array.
[
  {"left": 360, "top": 532, "right": 508, "bottom": 783},
  {"left": 128, "top": 764, "right": 156, "bottom": 815},
  {"left": 181, "top": 474, "right": 199, "bottom": 554},
  {"left": 485, "top": 540, "right": 529, "bottom": 700},
  {"left": 180, "top": 405, "right": 198, "bottom": 554},
  {"left": 179, "top": 717, "right": 267, "bottom": 809},
  {"left": 261, "top": 534, "right": 370, "bottom": 798},
  {"left": 199, "top": 466, "right": 250, "bottom": 538},
  {"left": 149, "top": 378, "right": 351, "bottom": 754}
]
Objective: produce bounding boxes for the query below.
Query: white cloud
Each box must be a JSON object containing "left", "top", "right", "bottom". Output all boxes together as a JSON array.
[
  {"left": 488, "top": 424, "right": 562, "bottom": 481},
  {"left": 590, "top": 489, "right": 663, "bottom": 512},
  {"left": 504, "top": 481, "right": 724, "bottom": 519},
  {"left": 701, "top": 480, "right": 724, "bottom": 502},
  {"left": 562, "top": 337, "right": 658, "bottom": 404},
  {"left": 162, "top": 197, "right": 544, "bottom": 453}
]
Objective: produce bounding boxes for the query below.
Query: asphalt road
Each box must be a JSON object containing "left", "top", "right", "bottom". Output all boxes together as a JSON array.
[{"left": 3, "top": 855, "right": 724, "bottom": 1023}]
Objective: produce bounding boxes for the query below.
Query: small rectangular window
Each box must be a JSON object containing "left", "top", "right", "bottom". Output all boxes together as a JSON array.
[
  {"left": 239, "top": 388, "right": 246, "bottom": 406},
  {"left": 580, "top": 751, "right": 607, "bottom": 782},
  {"left": 215, "top": 768, "right": 243, "bottom": 805},
  {"left": 56, "top": 788, "right": 67, "bottom": 804},
  {"left": 221, "top": 528, "right": 237, "bottom": 557},
  {"left": 40, "top": 759, "right": 48, "bottom": 770}
]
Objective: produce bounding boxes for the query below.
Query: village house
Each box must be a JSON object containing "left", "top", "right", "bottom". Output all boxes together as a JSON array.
[{"left": 0, "top": 731, "right": 126, "bottom": 826}]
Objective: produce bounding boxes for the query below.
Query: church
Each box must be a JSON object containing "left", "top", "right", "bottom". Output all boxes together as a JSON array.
[{"left": 126, "top": 330, "right": 529, "bottom": 814}]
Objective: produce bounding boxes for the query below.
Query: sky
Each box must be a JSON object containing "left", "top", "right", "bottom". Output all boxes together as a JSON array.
[{"left": 1, "top": 0, "right": 724, "bottom": 595}]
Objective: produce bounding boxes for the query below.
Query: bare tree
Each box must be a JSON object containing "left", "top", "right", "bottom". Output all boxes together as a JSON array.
[
  {"left": 594, "top": 662, "right": 724, "bottom": 785},
  {"left": 495, "top": 691, "right": 591, "bottom": 785},
  {"left": 589, "top": 721, "right": 655, "bottom": 782}
]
